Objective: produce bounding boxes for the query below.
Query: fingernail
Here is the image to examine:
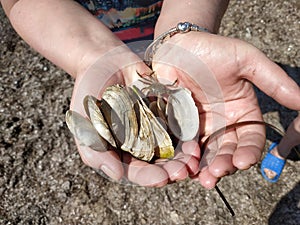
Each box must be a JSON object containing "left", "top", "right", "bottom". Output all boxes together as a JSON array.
[{"left": 100, "top": 165, "right": 119, "bottom": 181}]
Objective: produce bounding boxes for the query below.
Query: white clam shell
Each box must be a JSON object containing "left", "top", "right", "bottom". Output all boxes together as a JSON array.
[
  {"left": 65, "top": 79, "right": 196, "bottom": 161},
  {"left": 167, "top": 88, "right": 199, "bottom": 141},
  {"left": 84, "top": 95, "right": 116, "bottom": 148},
  {"left": 101, "top": 85, "right": 138, "bottom": 153},
  {"left": 65, "top": 110, "right": 107, "bottom": 151}
]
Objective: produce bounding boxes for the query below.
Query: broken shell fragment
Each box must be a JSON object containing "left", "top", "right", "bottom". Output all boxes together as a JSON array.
[
  {"left": 130, "top": 87, "right": 174, "bottom": 159},
  {"left": 130, "top": 94, "right": 155, "bottom": 161}
]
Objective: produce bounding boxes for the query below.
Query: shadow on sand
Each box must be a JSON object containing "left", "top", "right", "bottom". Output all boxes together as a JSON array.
[{"left": 268, "top": 182, "right": 300, "bottom": 225}]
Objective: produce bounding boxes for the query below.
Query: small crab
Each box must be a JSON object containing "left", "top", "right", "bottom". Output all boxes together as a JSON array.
[
  {"left": 137, "top": 71, "right": 179, "bottom": 97},
  {"left": 137, "top": 71, "right": 180, "bottom": 111}
]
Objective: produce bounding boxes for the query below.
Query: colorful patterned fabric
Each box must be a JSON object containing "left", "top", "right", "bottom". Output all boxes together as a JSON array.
[{"left": 75, "top": 0, "right": 163, "bottom": 41}]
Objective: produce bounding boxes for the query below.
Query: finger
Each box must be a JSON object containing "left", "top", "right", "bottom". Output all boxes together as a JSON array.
[
  {"left": 123, "top": 155, "right": 169, "bottom": 187},
  {"left": 208, "top": 154, "right": 237, "bottom": 178},
  {"left": 197, "top": 130, "right": 233, "bottom": 189},
  {"left": 244, "top": 49, "right": 300, "bottom": 110},
  {"left": 175, "top": 152, "right": 200, "bottom": 176},
  {"left": 77, "top": 142, "right": 124, "bottom": 181},
  {"left": 181, "top": 140, "right": 201, "bottom": 159},
  {"left": 207, "top": 131, "right": 238, "bottom": 178},
  {"left": 234, "top": 123, "right": 265, "bottom": 169},
  {"left": 196, "top": 166, "right": 220, "bottom": 190},
  {"left": 163, "top": 141, "right": 200, "bottom": 178},
  {"left": 154, "top": 152, "right": 199, "bottom": 181},
  {"left": 161, "top": 159, "right": 189, "bottom": 182}
]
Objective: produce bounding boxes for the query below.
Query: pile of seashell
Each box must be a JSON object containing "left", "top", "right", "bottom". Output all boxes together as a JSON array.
[{"left": 66, "top": 72, "right": 199, "bottom": 162}]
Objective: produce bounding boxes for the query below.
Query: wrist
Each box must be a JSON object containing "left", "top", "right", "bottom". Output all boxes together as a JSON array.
[
  {"left": 155, "top": 0, "right": 229, "bottom": 36},
  {"left": 75, "top": 38, "right": 125, "bottom": 79}
]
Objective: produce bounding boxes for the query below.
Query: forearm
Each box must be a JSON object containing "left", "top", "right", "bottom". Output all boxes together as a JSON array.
[
  {"left": 155, "top": 0, "right": 229, "bottom": 36},
  {"left": 1, "top": 0, "right": 124, "bottom": 78}
]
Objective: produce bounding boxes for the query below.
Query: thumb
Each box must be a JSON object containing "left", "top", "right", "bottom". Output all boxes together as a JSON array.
[
  {"left": 77, "top": 141, "right": 124, "bottom": 181},
  {"left": 244, "top": 49, "right": 300, "bottom": 110}
]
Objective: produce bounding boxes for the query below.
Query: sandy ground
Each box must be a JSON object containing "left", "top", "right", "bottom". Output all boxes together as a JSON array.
[{"left": 0, "top": 1, "right": 299, "bottom": 224}]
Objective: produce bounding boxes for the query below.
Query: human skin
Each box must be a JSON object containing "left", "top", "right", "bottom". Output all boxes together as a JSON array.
[
  {"left": 151, "top": 0, "right": 300, "bottom": 188},
  {"left": 2, "top": 0, "right": 300, "bottom": 189},
  {"left": 151, "top": 31, "right": 300, "bottom": 188}
]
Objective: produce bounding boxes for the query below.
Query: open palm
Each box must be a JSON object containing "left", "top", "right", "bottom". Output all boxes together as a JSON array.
[{"left": 152, "top": 32, "right": 300, "bottom": 188}]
